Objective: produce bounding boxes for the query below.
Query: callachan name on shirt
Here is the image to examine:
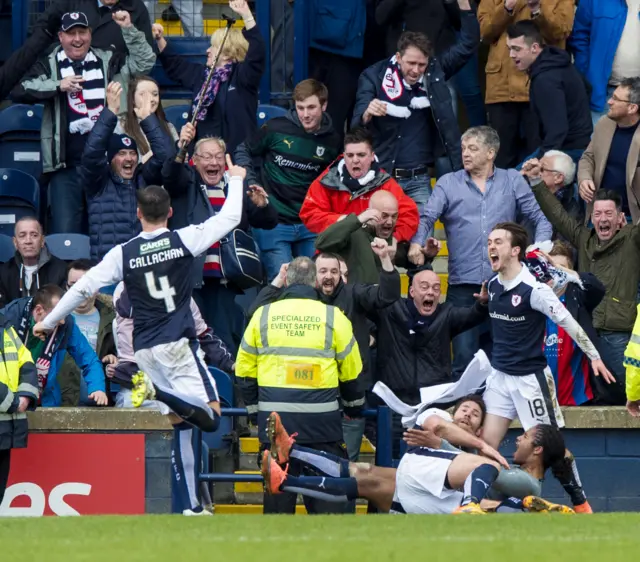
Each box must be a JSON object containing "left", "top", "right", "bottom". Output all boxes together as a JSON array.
[
  {"left": 489, "top": 311, "right": 526, "bottom": 322},
  {"left": 129, "top": 248, "right": 185, "bottom": 269}
]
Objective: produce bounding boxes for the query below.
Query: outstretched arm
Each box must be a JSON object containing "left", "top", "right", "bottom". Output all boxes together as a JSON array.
[
  {"left": 418, "top": 414, "right": 509, "bottom": 468},
  {"left": 531, "top": 283, "right": 615, "bottom": 384},
  {"left": 39, "top": 246, "right": 124, "bottom": 332}
]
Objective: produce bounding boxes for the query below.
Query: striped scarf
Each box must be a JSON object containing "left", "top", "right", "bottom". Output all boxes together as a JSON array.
[
  {"left": 57, "top": 50, "right": 105, "bottom": 135},
  {"left": 202, "top": 173, "right": 229, "bottom": 278}
]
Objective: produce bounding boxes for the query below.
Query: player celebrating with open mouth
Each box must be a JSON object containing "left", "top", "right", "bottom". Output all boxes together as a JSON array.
[{"left": 481, "top": 222, "right": 613, "bottom": 513}]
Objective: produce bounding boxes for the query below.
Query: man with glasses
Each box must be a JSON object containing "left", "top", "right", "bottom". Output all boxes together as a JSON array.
[
  {"left": 578, "top": 77, "right": 640, "bottom": 225},
  {"left": 162, "top": 134, "right": 277, "bottom": 354}
]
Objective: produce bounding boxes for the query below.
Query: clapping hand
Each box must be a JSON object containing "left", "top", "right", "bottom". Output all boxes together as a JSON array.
[
  {"left": 106, "top": 81, "right": 122, "bottom": 114},
  {"left": 134, "top": 91, "right": 154, "bottom": 120},
  {"left": 247, "top": 185, "right": 268, "bottom": 207}
]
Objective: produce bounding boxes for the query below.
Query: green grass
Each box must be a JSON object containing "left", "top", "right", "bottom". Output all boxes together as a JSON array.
[{"left": 1, "top": 514, "right": 637, "bottom": 561}]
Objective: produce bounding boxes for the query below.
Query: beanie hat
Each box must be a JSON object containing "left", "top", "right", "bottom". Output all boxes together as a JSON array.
[{"left": 108, "top": 134, "right": 138, "bottom": 162}]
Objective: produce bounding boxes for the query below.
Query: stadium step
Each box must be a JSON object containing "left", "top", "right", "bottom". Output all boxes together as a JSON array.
[
  {"left": 235, "top": 437, "right": 375, "bottom": 504},
  {"left": 238, "top": 436, "right": 375, "bottom": 455},
  {"left": 214, "top": 504, "right": 369, "bottom": 514}
]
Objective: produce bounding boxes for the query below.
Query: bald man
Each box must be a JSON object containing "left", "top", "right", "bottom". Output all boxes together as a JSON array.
[
  {"left": 366, "top": 266, "right": 490, "bottom": 454},
  {"left": 315, "top": 191, "right": 440, "bottom": 284}
]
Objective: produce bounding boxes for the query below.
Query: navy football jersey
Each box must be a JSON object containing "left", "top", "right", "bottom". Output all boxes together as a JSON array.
[
  {"left": 39, "top": 177, "right": 246, "bottom": 349},
  {"left": 488, "top": 266, "right": 572, "bottom": 376},
  {"left": 122, "top": 231, "right": 197, "bottom": 351}
]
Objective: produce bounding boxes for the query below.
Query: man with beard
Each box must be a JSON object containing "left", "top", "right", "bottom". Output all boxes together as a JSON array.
[
  {"left": 523, "top": 158, "right": 640, "bottom": 405},
  {"left": 261, "top": 402, "right": 574, "bottom": 514},
  {"left": 248, "top": 243, "right": 400, "bottom": 460}
]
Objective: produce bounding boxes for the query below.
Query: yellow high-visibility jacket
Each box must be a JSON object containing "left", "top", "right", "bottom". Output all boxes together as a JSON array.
[
  {"left": 0, "top": 324, "right": 38, "bottom": 449},
  {"left": 624, "top": 305, "right": 640, "bottom": 402},
  {"left": 236, "top": 294, "right": 364, "bottom": 443}
]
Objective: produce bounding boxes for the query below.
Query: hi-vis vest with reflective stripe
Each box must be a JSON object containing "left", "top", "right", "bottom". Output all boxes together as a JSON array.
[
  {"left": 0, "top": 328, "right": 24, "bottom": 393},
  {"left": 624, "top": 305, "right": 640, "bottom": 401},
  {"left": 237, "top": 298, "right": 361, "bottom": 416}
]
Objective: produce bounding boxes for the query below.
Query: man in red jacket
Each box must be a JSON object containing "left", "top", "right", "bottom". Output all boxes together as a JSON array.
[{"left": 300, "top": 127, "right": 419, "bottom": 243}]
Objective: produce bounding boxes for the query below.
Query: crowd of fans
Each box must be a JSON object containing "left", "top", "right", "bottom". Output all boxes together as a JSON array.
[{"left": 0, "top": 0, "right": 637, "bottom": 447}]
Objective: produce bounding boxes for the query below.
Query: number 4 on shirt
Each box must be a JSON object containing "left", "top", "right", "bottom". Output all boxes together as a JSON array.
[{"left": 145, "top": 271, "right": 177, "bottom": 313}]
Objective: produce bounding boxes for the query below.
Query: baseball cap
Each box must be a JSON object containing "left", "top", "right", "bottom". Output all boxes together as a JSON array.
[{"left": 60, "top": 12, "right": 90, "bottom": 32}]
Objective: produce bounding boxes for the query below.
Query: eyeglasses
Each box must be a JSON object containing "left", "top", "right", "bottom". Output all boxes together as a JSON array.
[
  {"left": 195, "top": 153, "right": 225, "bottom": 162},
  {"left": 540, "top": 166, "right": 561, "bottom": 174},
  {"left": 610, "top": 94, "right": 633, "bottom": 104}
]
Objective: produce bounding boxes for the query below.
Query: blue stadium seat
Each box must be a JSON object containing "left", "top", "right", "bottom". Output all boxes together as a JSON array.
[
  {"left": 45, "top": 233, "right": 90, "bottom": 261},
  {"left": 150, "top": 38, "right": 209, "bottom": 99},
  {"left": 164, "top": 104, "right": 190, "bottom": 135},
  {"left": 0, "top": 105, "right": 44, "bottom": 178},
  {"left": 0, "top": 234, "right": 15, "bottom": 263},
  {"left": 0, "top": 168, "right": 40, "bottom": 236},
  {"left": 257, "top": 104, "right": 288, "bottom": 127},
  {"left": 209, "top": 367, "right": 233, "bottom": 407},
  {"left": 203, "top": 367, "right": 234, "bottom": 450}
]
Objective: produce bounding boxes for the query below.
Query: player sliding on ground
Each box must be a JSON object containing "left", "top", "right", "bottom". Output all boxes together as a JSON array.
[
  {"left": 262, "top": 398, "right": 574, "bottom": 514},
  {"left": 32, "top": 158, "right": 246, "bottom": 516},
  {"left": 481, "top": 222, "right": 613, "bottom": 513}
]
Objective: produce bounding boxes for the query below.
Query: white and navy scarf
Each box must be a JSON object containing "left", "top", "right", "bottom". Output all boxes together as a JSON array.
[
  {"left": 337, "top": 158, "right": 380, "bottom": 192},
  {"left": 57, "top": 50, "right": 105, "bottom": 135},
  {"left": 380, "top": 55, "right": 431, "bottom": 119}
]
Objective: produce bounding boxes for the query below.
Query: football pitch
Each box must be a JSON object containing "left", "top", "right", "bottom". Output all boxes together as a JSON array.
[{"left": 1, "top": 514, "right": 638, "bottom": 562}]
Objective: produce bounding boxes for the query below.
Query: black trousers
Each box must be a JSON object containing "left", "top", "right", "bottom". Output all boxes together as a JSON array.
[
  {"left": 309, "top": 49, "right": 363, "bottom": 141},
  {"left": 260, "top": 441, "right": 356, "bottom": 514},
  {"left": 487, "top": 102, "right": 540, "bottom": 169},
  {"left": 0, "top": 449, "right": 11, "bottom": 507}
]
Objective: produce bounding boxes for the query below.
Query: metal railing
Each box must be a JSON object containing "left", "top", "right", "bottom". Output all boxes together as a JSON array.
[
  {"left": 173, "top": 406, "right": 393, "bottom": 512},
  {"left": 13, "top": 0, "right": 309, "bottom": 104}
]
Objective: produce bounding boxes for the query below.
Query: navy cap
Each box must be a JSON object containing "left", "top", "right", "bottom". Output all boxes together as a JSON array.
[{"left": 60, "top": 12, "right": 90, "bottom": 32}]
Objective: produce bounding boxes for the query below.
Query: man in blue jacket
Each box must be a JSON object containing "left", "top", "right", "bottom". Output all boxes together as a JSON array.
[
  {"left": 569, "top": 0, "right": 640, "bottom": 126},
  {"left": 351, "top": 0, "right": 479, "bottom": 214},
  {"left": 0, "top": 285, "right": 107, "bottom": 407},
  {"left": 78, "top": 81, "right": 175, "bottom": 261}
]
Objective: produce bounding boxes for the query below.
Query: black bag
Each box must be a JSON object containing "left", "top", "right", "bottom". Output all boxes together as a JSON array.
[{"left": 219, "top": 229, "right": 264, "bottom": 290}]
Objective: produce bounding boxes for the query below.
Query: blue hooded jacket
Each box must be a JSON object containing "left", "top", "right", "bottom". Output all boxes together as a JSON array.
[{"left": 0, "top": 297, "right": 105, "bottom": 407}]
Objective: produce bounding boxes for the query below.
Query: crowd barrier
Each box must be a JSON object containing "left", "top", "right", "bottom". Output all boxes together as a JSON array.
[{"left": 179, "top": 406, "right": 394, "bottom": 512}]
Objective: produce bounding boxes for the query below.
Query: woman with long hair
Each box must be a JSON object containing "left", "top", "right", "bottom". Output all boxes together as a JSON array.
[
  {"left": 118, "top": 75, "right": 179, "bottom": 160},
  {"left": 152, "top": 0, "right": 265, "bottom": 155}
]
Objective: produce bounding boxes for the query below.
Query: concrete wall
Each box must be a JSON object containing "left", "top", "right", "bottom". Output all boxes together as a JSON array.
[
  {"left": 503, "top": 407, "right": 640, "bottom": 512},
  {"left": 26, "top": 406, "right": 640, "bottom": 513}
]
